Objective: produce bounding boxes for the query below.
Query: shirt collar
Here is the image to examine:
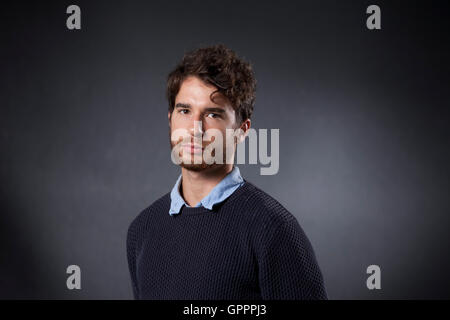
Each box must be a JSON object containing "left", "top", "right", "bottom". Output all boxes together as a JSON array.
[{"left": 169, "top": 166, "right": 244, "bottom": 215}]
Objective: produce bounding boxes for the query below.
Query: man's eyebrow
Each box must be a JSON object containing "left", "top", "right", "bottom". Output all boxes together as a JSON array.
[
  {"left": 204, "top": 107, "right": 226, "bottom": 113},
  {"left": 175, "top": 103, "right": 191, "bottom": 109},
  {"left": 174, "top": 104, "right": 226, "bottom": 114}
]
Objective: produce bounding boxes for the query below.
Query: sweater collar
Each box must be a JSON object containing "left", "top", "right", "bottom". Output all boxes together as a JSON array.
[{"left": 169, "top": 166, "right": 244, "bottom": 215}]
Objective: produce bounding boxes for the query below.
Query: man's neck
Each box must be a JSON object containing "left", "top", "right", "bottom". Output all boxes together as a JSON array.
[{"left": 180, "top": 164, "right": 234, "bottom": 207}]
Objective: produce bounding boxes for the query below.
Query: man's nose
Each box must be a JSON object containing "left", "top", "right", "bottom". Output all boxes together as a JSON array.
[{"left": 189, "top": 118, "right": 204, "bottom": 138}]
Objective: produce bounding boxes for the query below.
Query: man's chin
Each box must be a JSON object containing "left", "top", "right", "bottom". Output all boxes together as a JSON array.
[{"left": 179, "top": 162, "right": 211, "bottom": 172}]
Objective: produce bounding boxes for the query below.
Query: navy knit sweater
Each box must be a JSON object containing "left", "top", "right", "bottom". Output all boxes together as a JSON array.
[{"left": 127, "top": 181, "right": 327, "bottom": 300}]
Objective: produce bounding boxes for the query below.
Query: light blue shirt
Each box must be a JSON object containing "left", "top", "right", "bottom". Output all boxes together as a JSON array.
[{"left": 169, "top": 166, "right": 244, "bottom": 215}]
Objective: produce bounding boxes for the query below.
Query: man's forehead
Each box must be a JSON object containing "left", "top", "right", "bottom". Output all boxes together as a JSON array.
[{"left": 176, "top": 78, "right": 232, "bottom": 110}]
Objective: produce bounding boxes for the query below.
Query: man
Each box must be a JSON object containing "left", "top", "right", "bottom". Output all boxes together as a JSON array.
[{"left": 127, "top": 44, "right": 327, "bottom": 300}]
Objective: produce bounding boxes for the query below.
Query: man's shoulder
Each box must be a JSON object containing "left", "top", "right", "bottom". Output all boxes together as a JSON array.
[
  {"left": 128, "top": 192, "right": 171, "bottom": 235},
  {"left": 237, "top": 182, "right": 312, "bottom": 256},
  {"left": 238, "top": 181, "right": 298, "bottom": 227}
]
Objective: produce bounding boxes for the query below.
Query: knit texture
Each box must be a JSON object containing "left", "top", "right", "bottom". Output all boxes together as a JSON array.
[{"left": 127, "top": 180, "right": 328, "bottom": 300}]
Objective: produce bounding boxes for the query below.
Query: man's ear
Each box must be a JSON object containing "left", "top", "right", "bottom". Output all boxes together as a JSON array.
[
  {"left": 238, "top": 119, "right": 251, "bottom": 143},
  {"left": 168, "top": 111, "right": 172, "bottom": 127}
]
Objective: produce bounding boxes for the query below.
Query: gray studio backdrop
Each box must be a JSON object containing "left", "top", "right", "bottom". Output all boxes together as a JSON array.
[{"left": 1, "top": 0, "right": 449, "bottom": 299}]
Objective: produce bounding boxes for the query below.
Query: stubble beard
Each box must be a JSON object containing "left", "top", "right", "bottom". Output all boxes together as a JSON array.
[{"left": 169, "top": 130, "right": 235, "bottom": 172}]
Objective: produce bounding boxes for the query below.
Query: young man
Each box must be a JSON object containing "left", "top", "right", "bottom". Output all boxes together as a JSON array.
[{"left": 127, "top": 44, "right": 327, "bottom": 300}]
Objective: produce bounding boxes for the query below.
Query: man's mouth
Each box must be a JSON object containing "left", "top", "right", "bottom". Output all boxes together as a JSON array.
[{"left": 182, "top": 143, "right": 204, "bottom": 154}]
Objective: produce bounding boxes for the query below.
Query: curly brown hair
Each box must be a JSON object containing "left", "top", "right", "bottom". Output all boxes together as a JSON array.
[{"left": 166, "top": 44, "right": 256, "bottom": 124}]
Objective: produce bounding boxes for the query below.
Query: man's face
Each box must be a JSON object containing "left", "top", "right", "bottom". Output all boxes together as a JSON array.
[{"left": 168, "top": 76, "right": 243, "bottom": 171}]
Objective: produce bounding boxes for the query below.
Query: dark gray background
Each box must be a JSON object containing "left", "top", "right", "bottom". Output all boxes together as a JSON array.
[{"left": 1, "top": 0, "right": 449, "bottom": 299}]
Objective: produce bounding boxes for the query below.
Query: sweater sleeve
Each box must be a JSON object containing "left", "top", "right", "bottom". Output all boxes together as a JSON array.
[
  {"left": 126, "top": 220, "right": 140, "bottom": 299},
  {"left": 258, "top": 216, "right": 328, "bottom": 300}
]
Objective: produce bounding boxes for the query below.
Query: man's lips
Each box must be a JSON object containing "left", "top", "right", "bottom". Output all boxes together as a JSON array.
[{"left": 182, "top": 143, "right": 204, "bottom": 154}]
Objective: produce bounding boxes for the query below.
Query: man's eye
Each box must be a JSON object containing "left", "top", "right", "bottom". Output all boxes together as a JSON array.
[
  {"left": 179, "top": 109, "right": 189, "bottom": 114},
  {"left": 207, "top": 113, "right": 220, "bottom": 118}
]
